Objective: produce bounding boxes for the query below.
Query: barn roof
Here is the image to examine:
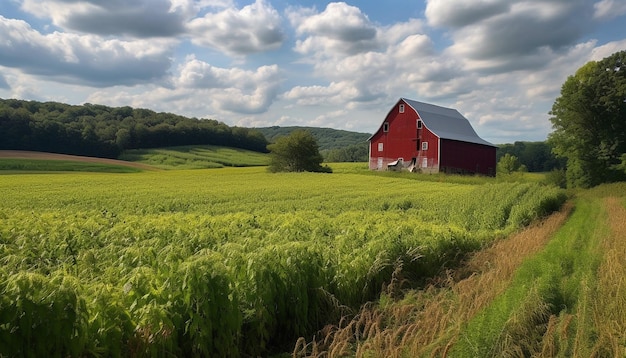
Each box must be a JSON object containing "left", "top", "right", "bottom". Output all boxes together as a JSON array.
[
  {"left": 402, "top": 98, "right": 495, "bottom": 147},
  {"left": 369, "top": 98, "right": 495, "bottom": 147}
]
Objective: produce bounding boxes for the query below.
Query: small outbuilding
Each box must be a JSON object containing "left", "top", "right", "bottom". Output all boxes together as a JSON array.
[{"left": 368, "top": 98, "right": 496, "bottom": 176}]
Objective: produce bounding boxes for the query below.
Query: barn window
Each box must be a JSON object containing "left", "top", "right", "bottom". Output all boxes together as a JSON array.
[
  {"left": 417, "top": 120, "right": 422, "bottom": 129},
  {"left": 378, "top": 142, "right": 383, "bottom": 151},
  {"left": 422, "top": 141, "right": 428, "bottom": 151},
  {"left": 399, "top": 104, "right": 405, "bottom": 113},
  {"left": 383, "top": 122, "right": 389, "bottom": 132}
]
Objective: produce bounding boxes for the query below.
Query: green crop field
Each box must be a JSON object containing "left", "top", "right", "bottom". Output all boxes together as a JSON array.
[
  {"left": 0, "top": 167, "right": 566, "bottom": 357},
  {"left": 119, "top": 145, "right": 269, "bottom": 169},
  {"left": 0, "top": 158, "right": 143, "bottom": 173}
]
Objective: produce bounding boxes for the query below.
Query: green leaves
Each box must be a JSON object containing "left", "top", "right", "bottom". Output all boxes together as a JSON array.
[
  {"left": 267, "top": 130, "right": 332, "bottom": 173},
  {"left": 549, "top": 50, "right": 626, "bottom": 188},
  {"left": 0, "top": 272, "right": 88, "bottom": 357}
]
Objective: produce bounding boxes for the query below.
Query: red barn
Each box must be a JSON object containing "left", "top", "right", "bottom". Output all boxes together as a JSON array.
[{"left": 368, "top": 98, "right": 496, "bottom": 176}]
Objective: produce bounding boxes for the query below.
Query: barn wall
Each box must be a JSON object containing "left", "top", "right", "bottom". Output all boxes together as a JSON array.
[
  {"left": 415, "top": 122, "right": 439, "bottom": 173},
  {"left": 439, "top": 139, "right": 496, "bottom": 176},
  {"left": 369, "top": 100, "right": 442, "bottom": 170}
]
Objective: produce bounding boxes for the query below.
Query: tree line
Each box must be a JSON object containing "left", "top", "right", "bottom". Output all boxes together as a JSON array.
[
  {"left": 0, "top": 99, "right": 269, "bottom": 158},
  {"left": 496, "top": 141, "right": 565, "bottom": 172}
]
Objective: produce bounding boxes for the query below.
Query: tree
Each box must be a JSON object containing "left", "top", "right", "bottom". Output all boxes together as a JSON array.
[
  {"left": 267, "top": 130, "right": 332, "bottom": 173},
  {"left": 323, "top": 144, "right": 368, "bottom": 162},
  {"left": 496, "top": 141, "right": 565, "bottom": 172},
  {"left": 548, "top": 50, "right": 626, "bottom": 188},
  {"left": 497, "top": 153, "right": 526, "bottom": 175}
]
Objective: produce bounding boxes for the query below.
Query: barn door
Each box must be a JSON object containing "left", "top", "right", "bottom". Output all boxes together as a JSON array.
[{"left": 377, "top": 157, "right": 383, "bottom": 170}]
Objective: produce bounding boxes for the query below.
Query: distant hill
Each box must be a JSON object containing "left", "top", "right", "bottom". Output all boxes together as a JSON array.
[
  {"left": 0, "top": 98, "right": 268, "bottom": 159},
  {"left": 255, "top": 126, "right": 371, "bottom": 151}
]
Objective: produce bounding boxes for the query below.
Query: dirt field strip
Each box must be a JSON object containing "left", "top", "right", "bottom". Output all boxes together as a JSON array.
[
  {"left": 0, "top": 150, "right": 159, "bottom": 170},
  {"left": 293, "top": 203, "right": 573, "bottom": 358}
]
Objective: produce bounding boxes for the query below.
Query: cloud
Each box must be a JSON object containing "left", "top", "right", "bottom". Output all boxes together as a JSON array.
[
  {"left": 20, "top": 0, "right": 195, "bottom": 37},
  {"left": 289, "top": 2, "right": 380, "bottom": 56},
  {"left": 86, "top": 57, "right": 282, "bottom": 116},
  {"left": 282, "top": 81, "right": 360, "bottom": 105},
  {"left": 425, "top": 0, "right": 509, "bottom": 27},
  {"left": 434, "top": 0, "right": 595, "bottom": 73},
  {"left": 447, "top": 40, "right": 602, "bottom": 143},
  {"left": 187, "top": 0, "right": 284, "bottom": 56},
  {"left": 0, "top": 16, "right": 174, "bottom": 86},
  {"left": 593, "top": 0, "right": 626, "bottom": 20},
  {"left": 0, "top": 75, "right": 9, "bottom": 89},
  {"left": 285, "top": 4, "right": 437, "bottom": 108},
  {"left": 177, "top": 58, "right": 282, "bottom": 114},
  {"left": 590, "top": 39, "right": 626, "bottom": 60}
]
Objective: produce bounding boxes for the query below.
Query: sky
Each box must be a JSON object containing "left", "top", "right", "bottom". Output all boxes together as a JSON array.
[{"left": 0, "top": 0, "right": 625, "bottom": 144}]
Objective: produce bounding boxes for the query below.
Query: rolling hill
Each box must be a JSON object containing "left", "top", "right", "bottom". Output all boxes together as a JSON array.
[{"left": 255, "top": 126, "right": 371, "bottom": 151}]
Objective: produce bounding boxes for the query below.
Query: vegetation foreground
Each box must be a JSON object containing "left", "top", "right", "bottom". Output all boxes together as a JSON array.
[
  {"left": 297, "top": 183, "right": 626, "bottom": 357},
  {"left": 0, "top": 168, "right": 626, "bottom": 356}
]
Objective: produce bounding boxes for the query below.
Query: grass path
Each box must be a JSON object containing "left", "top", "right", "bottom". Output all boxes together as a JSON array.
[
  {"left": 293, "top": 203, "right": 572, "bottom": 357},
  {"left": 571, "top": 196, "right": 626, "bottom": 357},
  {"left": 294, "top": 185, "right": 626, "bottom": 358}
]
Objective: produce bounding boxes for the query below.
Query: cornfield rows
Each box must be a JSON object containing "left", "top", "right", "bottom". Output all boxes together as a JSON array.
[
  {"left": 295, "top": 184, "right": 626, "bottom": 357},
  {"left": 0, "top": 167, "right": 566, "bottom": 356}
]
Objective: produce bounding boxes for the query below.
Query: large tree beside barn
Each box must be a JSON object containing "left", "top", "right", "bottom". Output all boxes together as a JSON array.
[{"left": 548, "top": 50, "right": 626, "bottom": 188}]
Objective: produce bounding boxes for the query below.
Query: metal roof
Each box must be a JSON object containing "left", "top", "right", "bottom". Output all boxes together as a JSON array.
[{"left": 402, "top": 98, "right": 495, "bottom": 147}]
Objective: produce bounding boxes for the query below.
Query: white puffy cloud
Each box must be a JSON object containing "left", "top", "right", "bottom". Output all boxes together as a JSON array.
[
  {"left": 85, "top": 57, "right": 282, "bottom": 116},
  {"left": 590, "top": 39, "right": 626, "bottom": 60},
  {"left": 19, "top": 0, "right": 285, "bottom": 56},
  {"left": 284, "top": 3, "right": 437, "bottom": 109},
  {"left": 187, "top": 0, "right": 284, "bottom": 56},
  {"left": 593, "top": 0, "right": 626, "bottom": 20},
  {"left": 0, "top": 16, "right": 174, "bottom": 86},
  {"left": 282, "top": 81, "right": 360, "bottom": 105},
  {"left": 20, "top": 0, "right": 196, "bottom": 37},
  {"left": 425, "top": 0, "right": 509, "bottom": 27},
  {"left": 430, "top": 0, "right": 595, "bottom": 73},
  {"left": 449, "top": 40, "right": 601, "bottom": 142},
  {"left": 289, "top": 2, "right": 380, "bottom": 56}
]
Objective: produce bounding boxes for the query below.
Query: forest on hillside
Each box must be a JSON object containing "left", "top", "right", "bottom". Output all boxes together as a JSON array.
[
  {"left": 0, "top": 99, "right": 268, "bottom": 158},
  {"left": 255, "top": 126, "right": 371, "bottom": 150}
]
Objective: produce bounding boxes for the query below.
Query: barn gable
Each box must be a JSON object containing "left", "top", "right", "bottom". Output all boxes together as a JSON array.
[{"left": 368, "top": 98, "right": 496, "bottom": 175}]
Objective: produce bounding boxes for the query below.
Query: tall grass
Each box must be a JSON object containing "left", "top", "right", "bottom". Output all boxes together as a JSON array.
[
  {"left": 450, "top": 197, "right": 601, "bottom": 357},
  {"left": 0, "top": 169, "right": 566, "bottom": 356},
  {"left": 570, "top": 196, "right": 626, "bottom": 357},
  {"left": 292, "top": 204, "right": 571, "bottom": 357}
]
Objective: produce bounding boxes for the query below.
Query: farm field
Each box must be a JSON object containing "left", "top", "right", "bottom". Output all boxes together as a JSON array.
[
  {"left": 295, "top": 183, "right": 626, "bottom": 357},
  {"left": 0, "top": 150, "right": 157, "bottom": 173},
  {"left": 118, "top": 145, "right": 269, "bottom": 169},
  {"left": 0, "top": 166, "right": 567, "bottom": 356}
]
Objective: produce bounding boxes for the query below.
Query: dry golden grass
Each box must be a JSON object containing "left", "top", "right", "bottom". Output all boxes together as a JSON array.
[
  {"left": 293, "top": 203, "right": 573, "bottom": 358},
  {"left": 587, "top": 197, "right": 626, "bottom": 357},
  {"left": 534, "top": 196, "right": 626, "bottom": 358}
]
